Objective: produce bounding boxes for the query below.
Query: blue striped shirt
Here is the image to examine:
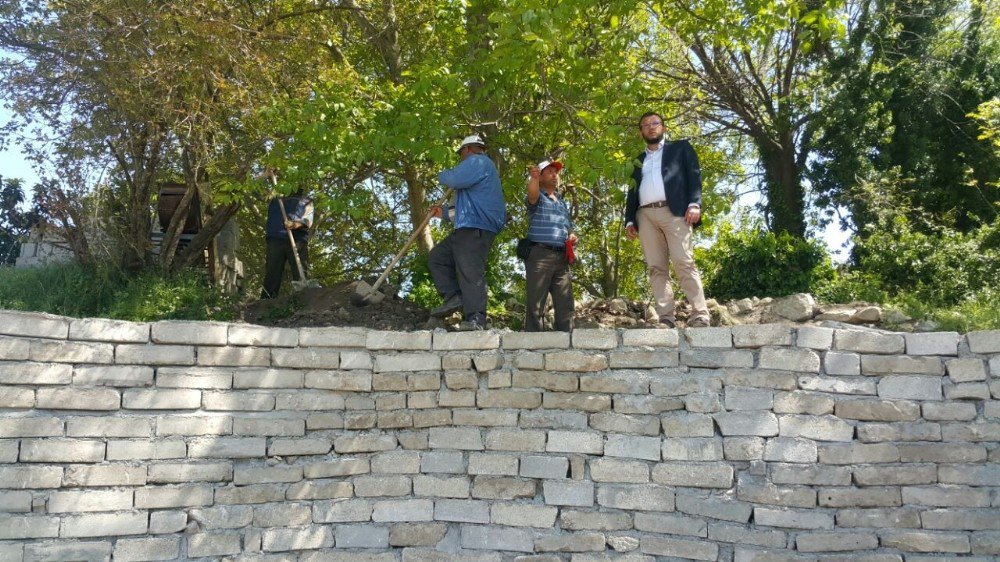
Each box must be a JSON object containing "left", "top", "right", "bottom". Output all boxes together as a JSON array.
[{"left": 526, "top": 192, "right": 572, "bottom": 248}]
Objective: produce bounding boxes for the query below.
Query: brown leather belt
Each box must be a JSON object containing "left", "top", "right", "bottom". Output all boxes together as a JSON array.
[{"left": 639, "top": 200, "right": 668, "bottom": 209}]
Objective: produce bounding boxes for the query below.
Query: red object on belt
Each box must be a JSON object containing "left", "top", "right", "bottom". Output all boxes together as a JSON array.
[{"left": 565, "top": 237, "right": 576, "bottom": 264}]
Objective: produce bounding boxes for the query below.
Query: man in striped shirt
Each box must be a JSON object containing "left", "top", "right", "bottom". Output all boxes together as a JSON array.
[{"left": 524, "top": 159, "right": 576, "bottom": 332}]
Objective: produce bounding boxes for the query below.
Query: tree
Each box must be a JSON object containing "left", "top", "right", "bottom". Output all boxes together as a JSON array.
[
  {"left": 0, "top": 176, "right": 40, "bottom": 265},
  {"left": 645, "top": 0, "right": 843, "bottom": 236}
]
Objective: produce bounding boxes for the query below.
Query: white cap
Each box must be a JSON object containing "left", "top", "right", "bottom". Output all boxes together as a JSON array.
[
  {"left": 457, "top": 134, "right": 486, "bottom": 152},
  {"left": 537, "top": 159, "right": 563, "bottom": 173}
]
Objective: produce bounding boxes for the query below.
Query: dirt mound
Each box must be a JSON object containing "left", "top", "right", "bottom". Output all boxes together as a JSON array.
[{"left": 243, "top": 281, "right": 434, "bottom": 331}]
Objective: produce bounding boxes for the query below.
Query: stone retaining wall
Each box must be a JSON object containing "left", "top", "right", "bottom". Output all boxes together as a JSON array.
[{"left": 0, "top": 310, "right": 998, "bottom": 561}]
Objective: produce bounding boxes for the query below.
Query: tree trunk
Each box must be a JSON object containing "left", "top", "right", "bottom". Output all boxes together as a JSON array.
[
  {"left": 172, "top": 202, "right": 242, "bottom": 272},
  {"left": 756, "top": 135, "right": 806, "bottom": 237},
  {"left": 403, "top": 165, "right": 434, "bottom": 252}
]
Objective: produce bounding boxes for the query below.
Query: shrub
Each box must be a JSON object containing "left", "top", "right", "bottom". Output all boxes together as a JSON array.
[{"left": 698, "top": 226, "right": 835, "bottom": 301}]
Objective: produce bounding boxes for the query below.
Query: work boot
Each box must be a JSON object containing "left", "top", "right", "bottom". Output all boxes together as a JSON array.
[
  {"left": 658, "top": 318, "right": 676, "bottom": 329},
  {"left": 688, "top": 316, "right": 711, "bottom": 328},
  {"left": 430, "top": 294, "right": 463, "bottom": 318},
  {"left": 454, "top": 319, "right": 485, "bottom": 331}
]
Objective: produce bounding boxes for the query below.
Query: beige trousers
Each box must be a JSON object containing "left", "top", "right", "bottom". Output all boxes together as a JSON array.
[{"left": 636, "top": 207, "right": 709, "bottom": 322}]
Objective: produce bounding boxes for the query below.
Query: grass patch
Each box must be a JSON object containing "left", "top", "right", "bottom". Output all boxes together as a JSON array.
[
  {"left": 893, "top": 288, "right": 1000, "bottom": 332},
  {"left": 0, "top": 263, "right": 235, "bottom": 321}
]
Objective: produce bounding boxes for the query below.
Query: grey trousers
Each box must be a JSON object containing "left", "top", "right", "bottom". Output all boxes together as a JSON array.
[
  {"left": 428, "top": 227, "right": 496, "bottom": 323},
  {"left": 524, "top": 244, "right": 574, "bottom": 332}
]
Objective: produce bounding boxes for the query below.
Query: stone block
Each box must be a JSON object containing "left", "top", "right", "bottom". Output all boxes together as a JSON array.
[
  {"left": 21, "top": 541, "right": 112, "bottom": 562},
  {"left": 605, "top": 434, "right": 661, "bottom": 461},
  {"left": 69, "top": 368, "right": 151, "bottom": 395},
  {"left": 0, "top": 417, "right": 62, "bottom": 438},
  {"left": 233, "top": 465, "right": 303, "bottom": 485},
  {"left": 818, "top": 443, "right": 899, "bottom": 464},
  {"left": 597, "top": 484, "right": 674, "bottom": 511},
  {"left": 153, "top": 366, "right": 233, "bottom": 389},
  {"left": 233, "top": 417, "right": 304, "bottom": 437},
  {"left": 836, "top": 507, "right": 921, "bottom": 528},
  {"left": 967, "top": 330, "right": 1000, "bottom": 353},
  {"left": 503, "top": 331, "right": 570, "bottom": 350},
  {"left": 609, "top": 350, "right": 679, "bottom": 369},
  {"left": 0, "top": 336, "right": 29, "bottom": 361},
  {"left": 313, "top": 499, "right": 373, "bottom": 522},
  {"left": 122, "top": 389, "right": 200, "bottom": 409},
  {"left": 388, "top": 523, "right": 447, "bottom": 547},
  {"left": 589, "top": 457, "right": 649, "bottom": 483},
  {"left": 188, "top": 533, "right": 242, "bottom": 557},
  {"left": 725, "top": 387, "right": 774, "bottom": 410},
  {"left": 512, "top": 352, "right": 545, "bottom": 370},
  {"left": 354, "top": 475, "right": 412, "bottom": 497},
  {"left": 35, "top": 388, "right": 121, "bottom": 411},
  {"left": 721, "top": 369, "right": 798, "bottom": 390},
  {"left": 685, "top": 327, "right": 732, "bottom": 348},
  {"left": 544, "top": 392, "right": 612, "bottom": 412},
  {"left": 779, "top": 415, "right": 854, "bottom": 441},
  {"left": 152, "top": 321, "right": 228, "bottom": 345},
  {"left": 559, "top": 509, "right": 632, "bottom": 531},
  {"left": 187, "top": 437, "right": 266, "bottom": 459},
  {"left": 571, "top": 329, "right": 618, "bottom": 349},
  {"left": 543, "top": 480, "right": 594, "bottom": 506},
  {"left": 579, "top": 373, "right": 647, "bottom": 394},
  {"left": 47, "top": 490, "right": 133, "bottom": 513},
  {"left": 372, "top": 499, "right": 434, "bottom": 522},
  {"left": 877, "top": 375, "right": 942, "bottom": 400},
  {"left": 835, "top": 399, "right": 920, "bottom": 421},
  {"left": 534, "top": 531, "right": 607, "bottom": 553},
  {"left": 434, "top": 499, "right": 490, "bottom": 523},
  {"left": 340, "top": 351, "right": 373, "bottom": 370},
  {"left": 708, "top": 522, "right": 786, "bottom": 548},
  {"left": 63, "top": 465, "right": 148, "bottom": 487},
  {"left": 0, "top": 514, "right": 59, "bottom": 540},
  {"left": 155, "top": 415, "right": 230, "bottom": 436},
  {"left": 759, "top": 347, "right": 821, "bottom": 372},
  {"left": 468, "top": 452, "right": 518, "bottom": 476},
  {"left": 797, "top": 326, "right": 834, "bottom": 350},
  {"left": 897, "top": 442, "right": 986, "bottom": 463},
  {"left": 375, "top": 353, "right": 441, "bottom": 373},
  {"left": 824, "top": 351, "right": 861, "bottom": 376},
  {"left": 491, "top": 502, "right": 558, "bottom": 528},
  {"left": 432, "top": 331, "right": 499, "bottom": 351},
  {"left": 818, "top": 486, "right": 901, "bottom": 507},
  {"left": 148, "top": 511, "right": 186, "bottom": 534},
  {"left": 770, "top": 463, "right": 851, "bottom": 486},
  {"left": 905, "top": 332, "right": 959, "bottom": 356},
  {"left": 754, "top": 507, "right": 833, "bottom": 529},
  {"left": 286, "top": 480, "right": 353, "bottom": 501},
  {"left": 135, "top": 485, "right": 214, "bottom": 508},
  {"left": 945, "top": 358, "right": 987, "bottom": 382},
  {"left": 661, "top": 413, "right": 715, "bottom": 437},
  {"left": 764, "top": 437, "right": 817, "bottom": 463},
  {"left": 0, "top": 362, "right": 71, "bottom": 388},
  {"left": 921, "top": 509, "right": 1000, "bottom": 531},
  {"left": 276, "top": 391, "right": 345, "bottom": 411},
  {"left": 545, "top": 351, "right": 608, "bottom": 372},
  {"left": 19, "top": 439, "right": 104, "bottom": 463},
  {"left": 0, "top": 311, "right": 70, "bottom": 339},
  {"left": 589, "top": 412, "right": 660, "bottom": 436},
  {"left": 147, "top": 462, "right": 231, "bottom": 484},
  {"left": 714, "top": 411, "right": 779, "bottom": 436},
  {"left": 270, "top": 348, "right": 340, "bottom": 369},
  {"left": 622, "top": 328, "right": 679, "bottom": 347},
  {"left": 428, "top": 427, "right": 482, "bottom": 450},
  {"left": 113, "top": 537, "right": 179, "bottom": 561},
  {"left": 615, "top": 394, "right": 684, "bottom": 414},
  {"left": 473, "top": 354, "right": 503, "bottom": 371},
  {"left": 861, "top": 355, "right": 943, "bottom": 375},
  {"left": 834, "top": 330, "right": 904, "bottom": 354},
  {"left": 333, "top": 434, "right": 397, "bottom": 453},
  {"left": 902, "top": 486, "right": 991, "bottom": 507},
  {"left": 520, "top": 410, "right": 588, "bottom": 430},
  {"left": 546, "top": 431, "right": 603, "bottom": 454},
  {"left": 796, "top": 531, "right": 878, "bottom": 552},
  {"left": 640, "top": 535, "right": 718, "bottom": 560},
  {"left": 484, "top": 429, "right": 545, "bottom": 452},
  {"left": 460, "top": 526, "right": 534, "bottom": 553},
  {"left": 298, "top": 326, "right": 367, "bottom": 347},
  {"left": 261, "top": 525, "right": 333, "bottom": 551},
  {"left": 115, "top": 344, "right": 195, "bottom": 366},
  {"left": 520, "top": 455, "right": 569, "bottom": 479},
  {"left": 662, "top": 438, "right": 724, "bottom": 461},
  {"left": 188, "top": 505, "right": 254, "bottom": 529},
  {"left": 681, "top": 349, "right": 753, "bottom": 368},
  {"left": 106, "top": 439, "right": 185, "bottom": 461},
  {"left": 800, "top": 375, "right": 874, "bottom": 395},
  {"left": 60, "top": 511, "right": 147, "bottom": 537},
  {"left": 723, "top": 437, "right": 764, "bottom": 461},
  {"left": 413, "top": 475, "right": 470, "bottom": 498},
  {"left": 453, "top": 409, "right": 517, "bottom": 427},
  {"left": 773, "top": 391, "right": 834, "bottom": 415},
  {"left": 685, "top": 392, "right": 721, "bottom": 414},
  {"left": 367, "top": 330, "right": 432, "bottom": 350},
  {"left": 856, "top": 422, "right": 941, "bottom": 443},
  {"left": 306, "top": 370, "right": 371, "bottom": 392},
  {"left": 28, "top": 340, "right": 114, "bottom": 364},
  {"left": 204, "top": 391, "right": 276, "bottom": 411},
  {"left": 879, "top": 530, "right": 970, "bottom": 553},
  {"left": 227, "top": 324, "right": 297, "bottom": 347},
  {"left": 945, "top": 382, "right": 991, "bottom": 400},
  {"left": 676, "top": 492, "right": 752, "bottom": 523},
  {"left": 731, "top": 324, "right": 792, "bottom": 348},
  {"left": 737, "top": 474, "right": 815, "bottom": 507},
  {"left": 371, "top": 451, "right": 421, "bottom": 474},
  {"left": 198, "top": 346, "right": 271, "bottom": 366},
  {"left": 652, "top": 462, "right": 733, "bottom": 488}
]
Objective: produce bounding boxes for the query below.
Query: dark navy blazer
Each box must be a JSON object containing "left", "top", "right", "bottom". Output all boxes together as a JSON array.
[{"left": 624, "top": 139, "right": 702, "bottom": 228}]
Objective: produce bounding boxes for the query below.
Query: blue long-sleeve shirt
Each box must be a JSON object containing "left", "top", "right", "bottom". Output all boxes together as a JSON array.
[{"left": 438, "top": 153, "right": 506, "bottom": 233}]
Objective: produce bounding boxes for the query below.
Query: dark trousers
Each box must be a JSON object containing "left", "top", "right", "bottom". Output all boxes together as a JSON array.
[
  {"left": 428, "top": 227, "right": 496, "bottom": 323},
  {"left": 261, "top": 238, "right": 308, "bottom": 299},
  {"left": 524, "top": 244, "right": 574, "bottom": 332}
]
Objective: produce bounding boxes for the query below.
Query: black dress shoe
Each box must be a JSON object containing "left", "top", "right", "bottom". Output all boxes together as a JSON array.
[{"left": 430, "top": 294, "right": 463, "bottom": 318}]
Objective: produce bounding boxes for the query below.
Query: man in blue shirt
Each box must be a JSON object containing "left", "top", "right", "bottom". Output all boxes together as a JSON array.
[
  {"left": 428, "top": 135, "right": 506, "bottom": 331},
  {"left": 524, "top": 159, "right": 576, "bottom": 331}
]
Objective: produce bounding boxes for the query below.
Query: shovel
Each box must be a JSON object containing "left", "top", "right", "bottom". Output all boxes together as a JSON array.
[
  {"left": 269, "top": 174, "right": 321, "bottom": 291},
  {"left": 352, "top": 190, "right": 451, "bottom": 305}
]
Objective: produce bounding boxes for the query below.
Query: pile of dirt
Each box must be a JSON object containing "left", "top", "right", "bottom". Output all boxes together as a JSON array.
[{"left": 243, "top": 281, "right": 435, "bottom": 331}]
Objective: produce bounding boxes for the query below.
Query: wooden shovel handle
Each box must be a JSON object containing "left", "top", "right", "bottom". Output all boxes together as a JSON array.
[{"left": 368, "top": 190, "right": 451, "bottom": 295}]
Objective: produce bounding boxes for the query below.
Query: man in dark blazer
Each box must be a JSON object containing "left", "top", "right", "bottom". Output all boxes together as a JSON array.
[{"left": 624, "top": 111, "right": 710, "bottom": 328}]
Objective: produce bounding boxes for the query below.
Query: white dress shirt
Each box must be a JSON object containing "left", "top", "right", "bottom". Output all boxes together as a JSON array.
[{"left": 638, "top": 140, "right": 666, "bottom": 206}]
